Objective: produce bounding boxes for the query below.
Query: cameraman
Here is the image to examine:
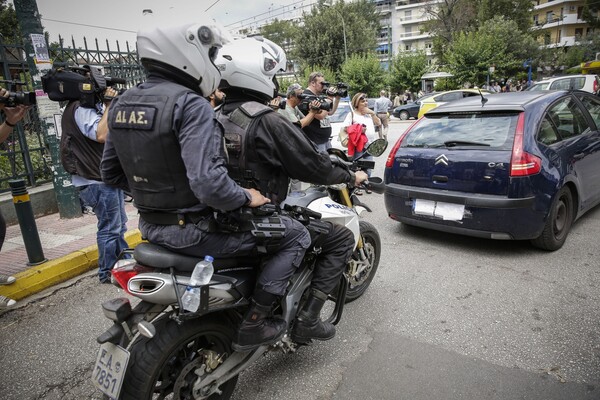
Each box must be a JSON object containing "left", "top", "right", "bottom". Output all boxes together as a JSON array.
[
  {"left": 278, "top": 83, "right": 321, "bottom": 129},
  {"left": 0, "top": 88, "right": 28, "bottom": 308},
  {"left": 60, "top": 80, "right": 129, "bottom": 284},
  {"left": 297, "top": 72, "right": 341, "bottom": 152}
]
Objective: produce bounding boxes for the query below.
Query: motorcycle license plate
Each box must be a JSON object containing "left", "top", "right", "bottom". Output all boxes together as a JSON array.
[{"left": 92, "top": 342, "right": 130, "bottom": 399}]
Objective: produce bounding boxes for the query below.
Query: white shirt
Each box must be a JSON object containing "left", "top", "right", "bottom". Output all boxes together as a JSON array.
[{"left": 342, "top": 110, "right": 378, "bottom": 143}]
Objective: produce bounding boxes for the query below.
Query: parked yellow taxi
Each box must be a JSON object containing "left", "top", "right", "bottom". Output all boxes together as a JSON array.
[{"left": 418, "top": 89, "right": 491, "bottom": 118}]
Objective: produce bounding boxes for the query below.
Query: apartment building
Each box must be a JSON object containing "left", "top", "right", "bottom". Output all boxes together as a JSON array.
[
  {"left": 531, "top": 0, "right": 591, "bottom": 48},
  {"left": 392, "top": 0, "right": 440, "bottom": 64}
]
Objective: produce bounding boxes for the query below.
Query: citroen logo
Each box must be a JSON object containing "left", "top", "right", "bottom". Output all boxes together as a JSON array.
[{"left": 435, "top": 154, "right": 449, "bottom": 166}]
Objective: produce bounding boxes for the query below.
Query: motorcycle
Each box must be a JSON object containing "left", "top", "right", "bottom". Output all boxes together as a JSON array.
[{"left": 92, "top": 139, "right": 388, "bottom": 400}]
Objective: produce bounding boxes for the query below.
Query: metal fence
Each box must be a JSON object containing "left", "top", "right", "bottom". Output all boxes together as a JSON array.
[{"left": 0, "top": 35, "right": 145, "bottom": 193}]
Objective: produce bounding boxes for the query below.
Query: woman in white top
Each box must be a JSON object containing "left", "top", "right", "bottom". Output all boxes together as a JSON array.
[
  {"left": 341, "top": 92, "right": 380, "bottom": 190},
  {"left": 342, "top": 92, "right": 381, "bottom": 146}
]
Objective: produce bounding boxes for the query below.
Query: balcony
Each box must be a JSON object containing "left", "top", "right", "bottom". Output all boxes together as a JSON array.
[
  {"left": 396, "top": 0, "right": 442, "bottom": 10},
  {"left": 534, "top": 0, "right": 580, "bottom": 11},
  {"left": 376, "top": 5, "right": 392, "bottom": 15},
  {"left": 398, "top": 14, "right": 429, "bottom": 25},
  {"left": 532, "top": 12, "right": 581, "bottom": 29},
  {"left": 399, "top": 31, "right": 431, "bottom": 41}
]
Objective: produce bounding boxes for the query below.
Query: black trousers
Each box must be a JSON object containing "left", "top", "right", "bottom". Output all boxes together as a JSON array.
[{"left": 310, "top": 221, "right": 355, "bottom": 295}]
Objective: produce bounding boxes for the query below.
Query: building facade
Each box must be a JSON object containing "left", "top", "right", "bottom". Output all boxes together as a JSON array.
[{"left": 531, "top": 0, "right": 590, "bottom": 48}]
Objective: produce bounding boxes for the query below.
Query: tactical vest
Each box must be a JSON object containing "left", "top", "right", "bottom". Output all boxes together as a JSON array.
[
  {"left": 60, "top": 101, "right": 105, "bottom": 181},
  {"left": 218, "top": 102, "right": 289, "bottom": 204},
  {"left": 107, "top": 82, "right": 200, "bottom": 213}
]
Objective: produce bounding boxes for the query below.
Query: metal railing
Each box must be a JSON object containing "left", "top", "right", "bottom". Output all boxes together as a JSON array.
[{"left": 0, "top": 35, "right": 145, "bottom": 193}]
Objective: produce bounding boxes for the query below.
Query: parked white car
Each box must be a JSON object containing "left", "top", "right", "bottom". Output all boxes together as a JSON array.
[
  {"left": 526, "top": 74, "right": 600, "bottom": 94},
  {"left": 328, "top": 101, "right": 352, "bottom": 150}
]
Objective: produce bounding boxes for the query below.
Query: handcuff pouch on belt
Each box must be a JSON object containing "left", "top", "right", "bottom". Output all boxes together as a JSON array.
[{"left": 213, "top": 208, "right": 286, "bottom": 254}]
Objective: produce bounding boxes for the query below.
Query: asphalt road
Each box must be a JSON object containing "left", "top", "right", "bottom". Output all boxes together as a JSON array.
[{"left": 1, "top": 118, "right": 599, "bottom": 399}]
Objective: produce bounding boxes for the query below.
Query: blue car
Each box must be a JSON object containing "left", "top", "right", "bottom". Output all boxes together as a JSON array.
[{"left": 384, "top": 90, "right": 600, "bottom": 250}]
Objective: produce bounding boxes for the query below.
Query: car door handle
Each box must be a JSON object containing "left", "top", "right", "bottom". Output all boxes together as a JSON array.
[
  {"left": 573, "top": 153, "right": 585, "bottom": 160},
  {"left": 432, "top": 175, "right": 448, "bottom": 183}
]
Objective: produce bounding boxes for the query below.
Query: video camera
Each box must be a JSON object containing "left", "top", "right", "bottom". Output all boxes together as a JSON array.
[
  {"left": 297, "top": 93, "right": 331, "bottom": 111},
  {"left": 41, "top": 64, "right": 127, "bottom": 108},
  {"left": 0, "top": 80, "right": 36, "bottom": 107},
  {"left": 322, "top": 82, "right": 349, "bottom": 98}
]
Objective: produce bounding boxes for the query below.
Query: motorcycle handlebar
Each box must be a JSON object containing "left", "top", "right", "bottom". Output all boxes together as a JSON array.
[{"left": 361, "top": 177, "right": 386, "bottom": 194}]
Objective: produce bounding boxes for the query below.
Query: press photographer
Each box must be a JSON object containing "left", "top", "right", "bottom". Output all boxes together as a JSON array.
[
  {"left": 41, "top": 64, "right": 129, "bottom": 284},
  {"left": 0, "top": 86, "right": 30, "bottom": 308},
  {"left": 297, "top": 71, "right": 346, "bottom": 152}
]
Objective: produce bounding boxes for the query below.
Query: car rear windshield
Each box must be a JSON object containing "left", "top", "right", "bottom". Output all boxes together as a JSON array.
[{"left": 402, "top": 113, "right": 518, "bottom": 150}]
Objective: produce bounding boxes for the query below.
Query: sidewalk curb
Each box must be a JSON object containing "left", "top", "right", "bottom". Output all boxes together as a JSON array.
[{"left": 0, "top": 229, "right": 143, "bottom": 301}]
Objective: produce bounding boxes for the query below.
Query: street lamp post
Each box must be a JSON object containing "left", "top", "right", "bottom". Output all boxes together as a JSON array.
[
  {"left": 323, "top": 3, "right": 347, "bottom": 62},
  {"left": 340, "top": 14, "right": 348, "bottom": 62}
]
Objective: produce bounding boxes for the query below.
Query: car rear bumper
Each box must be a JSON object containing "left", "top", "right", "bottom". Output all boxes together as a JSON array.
[{"left": 384, "top": 183, "right": 543, "bottom": 240}]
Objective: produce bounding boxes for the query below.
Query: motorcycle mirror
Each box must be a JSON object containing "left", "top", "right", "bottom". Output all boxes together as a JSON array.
[{"left": 365, "top": 139, "right": 388, "bottom": 157}]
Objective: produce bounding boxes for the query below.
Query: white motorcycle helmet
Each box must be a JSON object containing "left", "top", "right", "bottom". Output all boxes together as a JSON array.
[
  {"left": 215, "top": 36, "right": 287, "bottom": 101},
  {"left": 137, "top": 18, "right": 231, "bottom": 96}
]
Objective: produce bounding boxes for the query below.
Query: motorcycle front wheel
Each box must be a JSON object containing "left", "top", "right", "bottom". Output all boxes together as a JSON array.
[
  {"left": 120, "top": 314, "right": 239, "bottom": 400},
  {"left": 345, "top": 220, "right": 381, "bottom": 302}
]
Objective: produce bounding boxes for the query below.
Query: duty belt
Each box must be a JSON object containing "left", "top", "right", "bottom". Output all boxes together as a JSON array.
[{"left": 139, "top": 209, "right": 213, "bottom": 227}]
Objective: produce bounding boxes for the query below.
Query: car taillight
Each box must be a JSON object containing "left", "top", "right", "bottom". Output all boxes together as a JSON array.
[
  {"left": 594, "top": 79, "right": 599, "bottom": 94},
  {"left": 510, "top": 112, "right": 541, "bottom": 177},
  {"left": 385, "top": 119, "right": 421, "bottom": 168},
  {"left": 111, "top": 259, "right": 154, "bottom": 294}
]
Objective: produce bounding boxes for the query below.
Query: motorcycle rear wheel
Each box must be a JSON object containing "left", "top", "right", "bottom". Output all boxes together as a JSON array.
[
  {"left": 120, "top": 314, "right": 238, "bottom": 400},
  {"left": 345, "top": 220, "right": 381, "bottom": 302}
]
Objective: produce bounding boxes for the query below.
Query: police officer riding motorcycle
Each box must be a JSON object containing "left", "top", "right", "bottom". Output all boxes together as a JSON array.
[{"left": 214, "top": 36, "right": 368, "bottom": 346}]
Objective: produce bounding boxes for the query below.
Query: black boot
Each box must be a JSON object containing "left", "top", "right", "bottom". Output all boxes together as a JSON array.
[
  {"left": 232, "top": 298, "right": 286, "bottom": 352},
  {"left": 291, "top": 288, "right": 336, "bottom": 343}
]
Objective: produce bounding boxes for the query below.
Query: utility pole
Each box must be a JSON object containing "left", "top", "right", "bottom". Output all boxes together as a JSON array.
[{"left": 14, "top": 0, "right": 81, "bottom": 218}]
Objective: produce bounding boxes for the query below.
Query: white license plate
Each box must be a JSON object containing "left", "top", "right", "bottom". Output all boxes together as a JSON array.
[
  {"left": 92, "top": 342, "right": 130, "bottom": 399},
  {"left": 413, "top": 199, "right": 465, "bottom": 221}
]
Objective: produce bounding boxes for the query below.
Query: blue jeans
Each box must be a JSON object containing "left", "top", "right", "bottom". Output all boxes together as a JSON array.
[{"left": 78, "top": 183, "right": 129, "bottom": 282}]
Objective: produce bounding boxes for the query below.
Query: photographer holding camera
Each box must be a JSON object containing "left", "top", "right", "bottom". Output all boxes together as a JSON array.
[
  {"left": 58, "top": 70, "right": 129, "bottom": 284},
  {"left": 297, "top": 72, "right": 343, "bottom": 152},
  {"left": 279, "top": 83, "right": 321, "bottom": 129},
  {"left": 0, "top": 87, "right": 29, "bottom": 308}
]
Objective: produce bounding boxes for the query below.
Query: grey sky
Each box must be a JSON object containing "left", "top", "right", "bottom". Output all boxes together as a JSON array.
[{"left": 35, "top": 0, "right": 314, "bottom": 47}]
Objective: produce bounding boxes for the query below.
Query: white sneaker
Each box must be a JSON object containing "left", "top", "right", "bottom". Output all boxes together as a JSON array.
[
  {"left": 0, "top": 274, "right": 16, "bottom": 285},
  {"left": 0, "top": 295, "right": 16, "bottom": 308}
]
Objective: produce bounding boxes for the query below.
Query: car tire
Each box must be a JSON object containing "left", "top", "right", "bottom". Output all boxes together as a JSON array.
[
  {"left": 399, "top": 111, "right": 409, "bottom": 120},
  {"left": 531, "top": 187, "right": 574, "bottom": 251}
]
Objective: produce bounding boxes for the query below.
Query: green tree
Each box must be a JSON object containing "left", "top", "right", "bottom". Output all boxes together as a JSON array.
[
  {"left": 423, "top": 0, "right": 535, "bottom": 66},
  {"left": 388, "top": 50, "right": 429, "bottom": 94},
  {"left": 339, "top": 53, "right": 385, "bottom": 97},
  {"left": 0, "top": 0, "right": 20, "bottom": 43},
  {"left": 566, "top": 32, "right": 600, "bottom": 63},
  {"left": 477, "top": 0, "right": 533, "bottom": 33},
  {"left": 444, "top": 17, "right": 538, "bottom": 86},
  {"left": 295, "top": 0, "right": 380, "bottom": 74},
  {"left": 582, "top": 0, "right": 600, "bottom": 30},
  {"left": 260, "top": 18, "right": 300, "bottom": 60}
]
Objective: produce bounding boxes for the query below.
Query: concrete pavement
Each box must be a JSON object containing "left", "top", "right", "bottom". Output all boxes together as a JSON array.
[{"left": 0, "top": 199, "right": 141, "bottom": 301}]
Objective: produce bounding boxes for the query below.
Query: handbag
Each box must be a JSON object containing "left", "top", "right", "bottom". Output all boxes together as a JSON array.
[{"left": 338, "top": 109, "right": 354, "bottom": 148}]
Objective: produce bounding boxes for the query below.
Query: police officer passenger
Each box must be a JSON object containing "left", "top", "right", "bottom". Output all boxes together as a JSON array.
[
  {"left": 215, "top": 37, "right": 368, "bottom": 345},
  {"left": 100, "top": 20, "right": 307, "bottom": 351}
]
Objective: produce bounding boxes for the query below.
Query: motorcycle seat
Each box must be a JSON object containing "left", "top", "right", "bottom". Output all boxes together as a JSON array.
[{"left": 133, "top": 242, "right": 260, "bottom": 273}]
